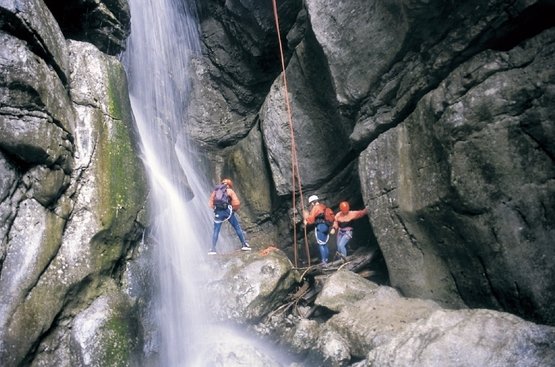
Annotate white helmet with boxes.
[308,195,319,204]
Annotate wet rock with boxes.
[205,248,298,323]
[0,35,146,365]
[316,326,351,367]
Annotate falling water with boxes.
[123,0,214,365]
[123,0,290,366]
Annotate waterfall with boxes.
[123,0,213,365]
[122,0,290,366]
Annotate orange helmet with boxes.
[221,178,233,188]
[339,201,350,214]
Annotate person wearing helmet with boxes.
[207,178,251,254]
[333,201,368,258]
[303,195,332,265]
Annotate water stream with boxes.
[123,0,288,365]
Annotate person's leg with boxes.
[319,244,329,263]
[211,221,223,252]
[318,244,327,263]
[336,231,346,257]
[228,213,247,246]
[337,230,352,257]
[315,223,330,244]
[315,224,330,263]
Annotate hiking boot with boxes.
[241,243,251,251]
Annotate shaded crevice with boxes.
[42,1,96,40]
[520,123,555,163]
[486,0,555,51]
[476,255,503,309]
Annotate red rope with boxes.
[271,0,310,267]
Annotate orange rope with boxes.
[271,0,310,267]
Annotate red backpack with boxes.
[324,207,335,225]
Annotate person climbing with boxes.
[208,178,251,254]
[303,195,335,265]
[333,201,368,258]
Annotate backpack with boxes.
[324,207,335,225]
[315,205,335,226]
[213,183,229,208]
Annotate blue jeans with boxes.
[315,223,330,263]
[318,244,329,264]
[211,208,246,250]
[337,228,353,257]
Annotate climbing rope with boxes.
[271,0,310,267]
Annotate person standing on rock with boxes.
[333,201,368,258]
[208,178,251,254]
[303,195,335,265]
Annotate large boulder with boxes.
[205,248,298,323]
[360,28,555,323]
[366,309,555,367]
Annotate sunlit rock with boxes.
[205,248,298,323]
[315,270,379,313]
[70,290,139,367]
[327,286,441,358]
[365,309,555,367]
[0,0,70,79]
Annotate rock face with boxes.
[42,0,131,55]
[191,0,555,327]
[0,1,146,366]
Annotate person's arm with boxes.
[332,212,340,231]
[228,189,241,210]
[349,208,368,221]
[330,213,339,234]
[208,191,215,209]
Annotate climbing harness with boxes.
[214,205,233,223]
[271,0,310,267]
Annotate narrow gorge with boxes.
[0,0,554,366]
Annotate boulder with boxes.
[205,248,298,323]
[366,309,555,367]
[327,286,441,358]
[315,270,379,313]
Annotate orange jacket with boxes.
[333,208,368,230]
[304,203,327,225]
[208,187,241,211]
